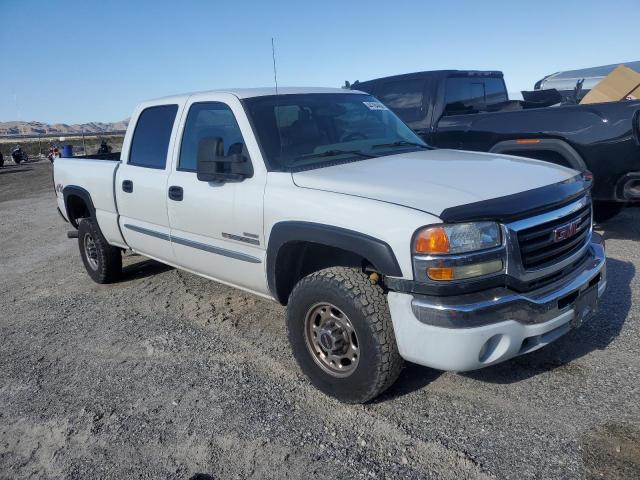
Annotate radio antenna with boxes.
[271,37,279,95]
[271,37,284,159]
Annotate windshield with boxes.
[243,93,429,171]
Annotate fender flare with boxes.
[62,185,96,227]
[266,221,402,303]
[489,139,587,171]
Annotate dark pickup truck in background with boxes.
[351,70,640,221]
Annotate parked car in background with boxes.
[351,70,640,222]
[53,87,606,403]
[535,61,640,102]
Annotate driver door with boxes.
[166,93,268,295]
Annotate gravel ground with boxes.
[1,161,639,479]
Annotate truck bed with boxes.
[54,156,126,248]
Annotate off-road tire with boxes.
[593,201,624,223]
[287,267,403,403]
[78,217,122,283]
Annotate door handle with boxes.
[168,185,183,201]
[122,180,133,193]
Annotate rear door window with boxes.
[444,77,507,115]
[377,79,425,123]
[128,104,178,169]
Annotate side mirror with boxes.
[196,137,253,182]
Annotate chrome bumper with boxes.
[410,233,606,329]
[387,234,606,371]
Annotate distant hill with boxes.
[0,120,129,136]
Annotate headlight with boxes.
[412,222,505,282]
[413,222,501,255]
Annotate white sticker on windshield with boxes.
[363,101,388,111]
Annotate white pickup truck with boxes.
[54,87,606,403]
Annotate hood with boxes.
[292,149,579,218]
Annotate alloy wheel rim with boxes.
[304,302,360,378]
[84,233,99,271]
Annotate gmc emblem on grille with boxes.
[553,218,583,242]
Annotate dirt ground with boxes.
[1,161,639,479]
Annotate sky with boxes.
[1,0,639,124]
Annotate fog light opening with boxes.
[478,334,510,364]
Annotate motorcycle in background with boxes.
[11,145,29,165]
[48,144,61,163]
[97,140,112,155]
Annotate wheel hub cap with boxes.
[304,303,360,378]
[84,233,99,271]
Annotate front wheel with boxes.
[78,218,122,283]
[287,267,403,403]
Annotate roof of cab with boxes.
[146,87,366,104]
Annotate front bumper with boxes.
[387,234,606,371]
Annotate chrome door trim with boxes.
[124,223,171,241]
[123,224,261,264]
[171,235,261,264]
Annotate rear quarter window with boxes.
[377,79,425,123]
[444,77,508,115]
[128,104,178,169]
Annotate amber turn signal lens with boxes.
[427,260,504,282]
[427,267,454,280]
[414,227,450,254]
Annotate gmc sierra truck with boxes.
[54,87,606,403]
[350,70,640,222]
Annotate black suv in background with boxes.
[351,70,640,221]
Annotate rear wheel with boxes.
[287,267,403,403]
[78,218,122,283]
[593,201,624,223]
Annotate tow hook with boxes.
[67,230,79,239]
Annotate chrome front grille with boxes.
[517,201,592,270]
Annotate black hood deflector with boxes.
[439,173,592,223]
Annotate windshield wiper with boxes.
[298,149,379,160]
[372,140,430,149]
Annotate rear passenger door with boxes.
[115,103,182,262]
